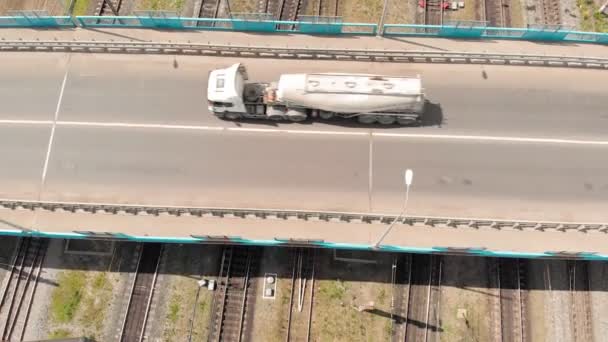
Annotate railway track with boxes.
[497,259,526,342]
[197,0,222,27]
[404,254,442,341]
[317,0,339,16]
[119,243,163,342]
[424,0,443,25]
[426,256,442,342]
[569,260,593,342]
[484,0,511,27]
[208,246,260,342]
[541,0,561,25]
[0,238,47,342]
[285,248,315,342]
[390,254,411,342]
[97,0,122,16]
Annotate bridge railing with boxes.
[74,16,377,35]
[0,12,606,44]
[383,23,608,44]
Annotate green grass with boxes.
[577,0,608,32]
[140,0,186,11]
[319,279,347,301]
[49,328,72,339]
[79,272,113,338]
[377,288,386,305]
[167,293,181,324]
[51,271,86,323]
[66,0,91,16]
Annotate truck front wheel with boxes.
[223,112,241,120]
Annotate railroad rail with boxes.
[404,254,432,341]
[208,246,260,342]
[484,0,511,27]
[487,258,502,342]
[2,199,608,236]
[541,0,561,25]
[426,256,442,342]
[197,0,222,27]
[390,254,411,341]
[0,238,47,342]
[497,259,526,342]
[285,248,315,342]
[119,243,163,342]
[317,0,339,16]
[96,0,122,16]
[0,40,606,70]
[424,0,443,25]
[568,260,593,342]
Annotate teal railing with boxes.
[0,13,607,44]
[1,228,607,260]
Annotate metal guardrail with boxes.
[1,199,607,234]
[1,40,607,69]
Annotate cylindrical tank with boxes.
[276,73,425,114]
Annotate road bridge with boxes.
[0,38,607,252]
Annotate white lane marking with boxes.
[58,121,224,131]
[0,119,53,125]
[3,118,608,146]
[40,61,70,189]
[374,132,608,146]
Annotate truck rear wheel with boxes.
[358,115,376,124]
[286,109,307,122]
[377,116,396,125]
[319,111,334,120]
[396,117,417,125]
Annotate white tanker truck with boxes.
[207,63,425,125]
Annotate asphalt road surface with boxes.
[1,52,607,222]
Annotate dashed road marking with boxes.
[41,59,70,189]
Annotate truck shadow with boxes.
[224,101,443,129]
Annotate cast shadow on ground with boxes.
[220,100,444,129]
[1,240,604,293]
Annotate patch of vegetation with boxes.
[66,0,91,16]
[140,0,186,11]
[319,279,347,301]
[168,302,180,323]
[51,271,86,323]
[49,328,72,339]
[577,0,608,32]
[198,298,207,312]
[80,272,113,338]
[167,293,181,324]
[377,288,386,305]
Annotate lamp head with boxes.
[404,169,413,186]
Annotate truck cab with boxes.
[207,63,248,115]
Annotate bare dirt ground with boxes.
[589,261,608,342]
[149,244,221,342]
[544,259,574,342]
[439,255,493,342]
[310,250,394,342]
[523,259,548,341]
[249,247,294,341]
[24,239,133,341]
[0,0,66,15]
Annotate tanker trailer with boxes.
[207,63,425,125]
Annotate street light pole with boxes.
[372,169,413,249]
[377,0,390,37]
